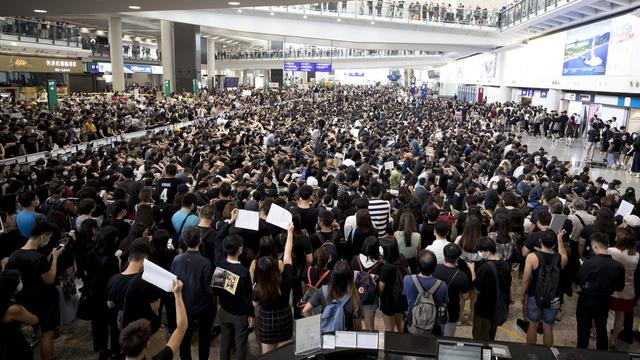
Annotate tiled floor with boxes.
[49,135,640,360]
[520,134,640,190]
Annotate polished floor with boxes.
[48,135,640,359]
[520,134,640,190]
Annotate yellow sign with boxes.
[0,55,83,73]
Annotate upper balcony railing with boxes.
[499,0,580,30]
[83,43,161,62]
[0,17,81,47]
[251,1,501,28]
[216,48,442,60]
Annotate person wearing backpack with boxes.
[350,236,383,330]
[521,229,568,346]
[467,237,511,341]
[302,260,362,333]
[404,250,449,336]
[378,237,409,332]
[310,211,339,269]
[297,248,332,316]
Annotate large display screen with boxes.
[283,62,332,72]
[562,19,611,76]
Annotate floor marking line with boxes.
[463,307,526,343]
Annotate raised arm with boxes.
[165,280,187,355]
[283,222,294,265]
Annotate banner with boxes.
[47,80,57,111]
[562,19,611,76]
[164,80,171,97]
[606,15,637,76]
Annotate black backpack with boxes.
[534,252,561,309]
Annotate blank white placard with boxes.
[266,204,292,230]
[142,259,177,292]
[335,331,357,348]
[322,335,336,349]
[356,332,378,350]
[236,210,259,231]
[617,200,634,217]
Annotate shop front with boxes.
[0,54,84,99]
[93,62,163,88]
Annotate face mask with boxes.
[491,184,498,190]
[63,171,68,177]
[31,175,37,181]
[379,246,384,257]
[477,251,489,259]
[16,282,23,293]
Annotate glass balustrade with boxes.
[215,49,442,60]
[498,0,578,29]
[252,1,500,28]
[0,17,81,46]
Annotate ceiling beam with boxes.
[606,0,629,6]
[588,2,613,11]
[573,7,598,16]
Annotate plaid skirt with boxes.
[258,306,293,344]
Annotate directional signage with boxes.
[283,62,332,72]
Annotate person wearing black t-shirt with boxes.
[7,222,62,360]
[18,126,39,155]
[295,185,319,237]
[575,232,625,350]
[433,243,469,337]
[467,237,511,341]
[118,279,187,360]
[107,240,162,355]
[154,164,185,207]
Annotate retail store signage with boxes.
[345,72,365,77]
[578,94,593,102]
[563,92,577,101]
[283,62,332,72]
[0,55,83,73]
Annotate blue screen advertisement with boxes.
[283,62,332,72]
[562,19,611,76]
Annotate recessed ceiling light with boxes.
[370,21,375,24]
[228,1,240,5]
[237,9,242,13]
[10,42,17,46]
[33,9,47,13]
[128,5,141,9]
[270,12,274,15]
[337,18,341,21]
[303,15,308,19]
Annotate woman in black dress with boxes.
[253,222,294,354]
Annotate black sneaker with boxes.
[516,319,529,333]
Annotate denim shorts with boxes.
[527,296,557,325]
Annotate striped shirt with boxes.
[368,199,391,237]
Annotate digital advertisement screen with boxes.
[562,19,611,76]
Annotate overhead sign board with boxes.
[283,62,332,72]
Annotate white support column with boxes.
[206,38,216,89]
[160,20,175,93]
[108,17,125,92]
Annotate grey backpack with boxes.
[406,275,442,336]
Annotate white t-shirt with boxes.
[427,239,450,265]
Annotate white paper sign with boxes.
[295,315,321,355]
[350,128,359,138]
[616,200,634,217]
[384,161,394,170]
[335,331,357,348]
[549,214,567,233]
[142,259,177,292]
[322,335,336,349]
[356,332,379,350]
[235,209,260,231]
[343,159,356,167]
[266,204,292,230]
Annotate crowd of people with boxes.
[215,47,438,60]
[485,105,640,175]
[0,85,639,360]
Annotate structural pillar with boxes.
[108,17,125,93]
[206,38,216,89]
[160,20,175,94]
[172,22,201,93]
[269,40,284,87]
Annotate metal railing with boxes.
[83,42,161,61]
[216,48,441,60]
[498,0,579,29]
[252,1,501,28]
[0,17,81,47]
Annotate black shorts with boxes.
[33,303,61,332]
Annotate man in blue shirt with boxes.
[16,191,44,239]
[171,193,200,249]
[404,250,449,334]
[171,227,214,360]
